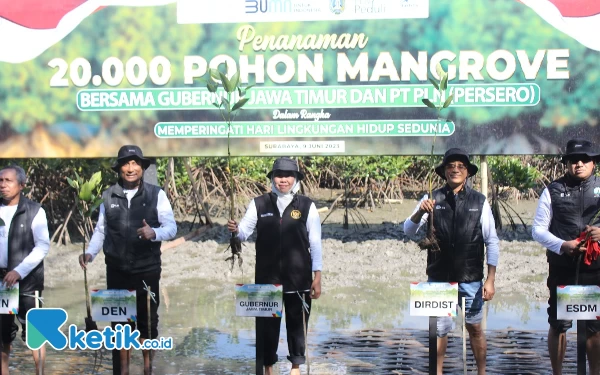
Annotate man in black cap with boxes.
[532,138,600,375]
[79,145,177,375]
[227,157,322,375]
[404,148,499,375]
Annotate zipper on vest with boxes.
[579,186,584,231]
[125,193,131,270]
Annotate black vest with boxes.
[427,186,486,282]
[254,193,313,292]
[547,174,600,270]
[7,196,44,293]
[102,182,162,274]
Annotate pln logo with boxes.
[594,187,600,198]
[330,0,345,15]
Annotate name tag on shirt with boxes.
[260,213,274,218]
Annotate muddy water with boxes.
[6,278,550,374]
[28,198,562,373]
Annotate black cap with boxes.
[266,157,304,180]
[561,138,600,163]
[435,148,478,180]
[111,145,151,172]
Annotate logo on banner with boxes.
[330,0,344,14]
[245,0,294,14]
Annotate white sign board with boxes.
[557,285,600,320]
[91,289,137,322]
[235,284,283,317]
[0,282,19,314]
[410,282,458,317]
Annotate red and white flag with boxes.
[0,0,175,64]
[520,0,600,51]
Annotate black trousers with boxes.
[261,291,311,366]
[547,265,600,333]
[0,291,40,344]
[106,267,160,339]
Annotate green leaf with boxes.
[79,182,93,201]
[230,71,240,91]
[443,94,454,108]
[220,72,233,93]
[222,98,231,113]
[422,98,436,109]
[212,102,221,108]
[428,78,439,91]
[440,73,448,91]
[209,68,221,81]
[207,82,218,93]
[232,98,249,111]
[435,63,445,80]
[66,177,78,189]
[89,171,102,188]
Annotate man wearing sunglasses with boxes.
[532,138,600,375]
[404,148,499,375]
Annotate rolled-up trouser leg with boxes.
[261,316,282,366]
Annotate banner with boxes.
[0,0,598,156]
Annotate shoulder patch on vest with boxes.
[290,210,301,219]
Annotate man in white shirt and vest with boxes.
[404,148,499,375]
[0,164,50,375]
[79,145,177,375]
[532,138,600,375]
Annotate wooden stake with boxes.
[480,155,488,199]
[462,296,467,375]
[35,291,44,375]
[429,316,437,375]
[147,286,152,375]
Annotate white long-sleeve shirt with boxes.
[0,204,50,279]
[86,189,177,261]
[237,198,323,272]
[531,188,565,254]
[403,194,500,267]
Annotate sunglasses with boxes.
[566,156,593,164]
[445,163,467,171]
[273,171,296,178]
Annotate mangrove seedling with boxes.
[419,63,454,252]
[67,171,104,332]
[206,68,253,270]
